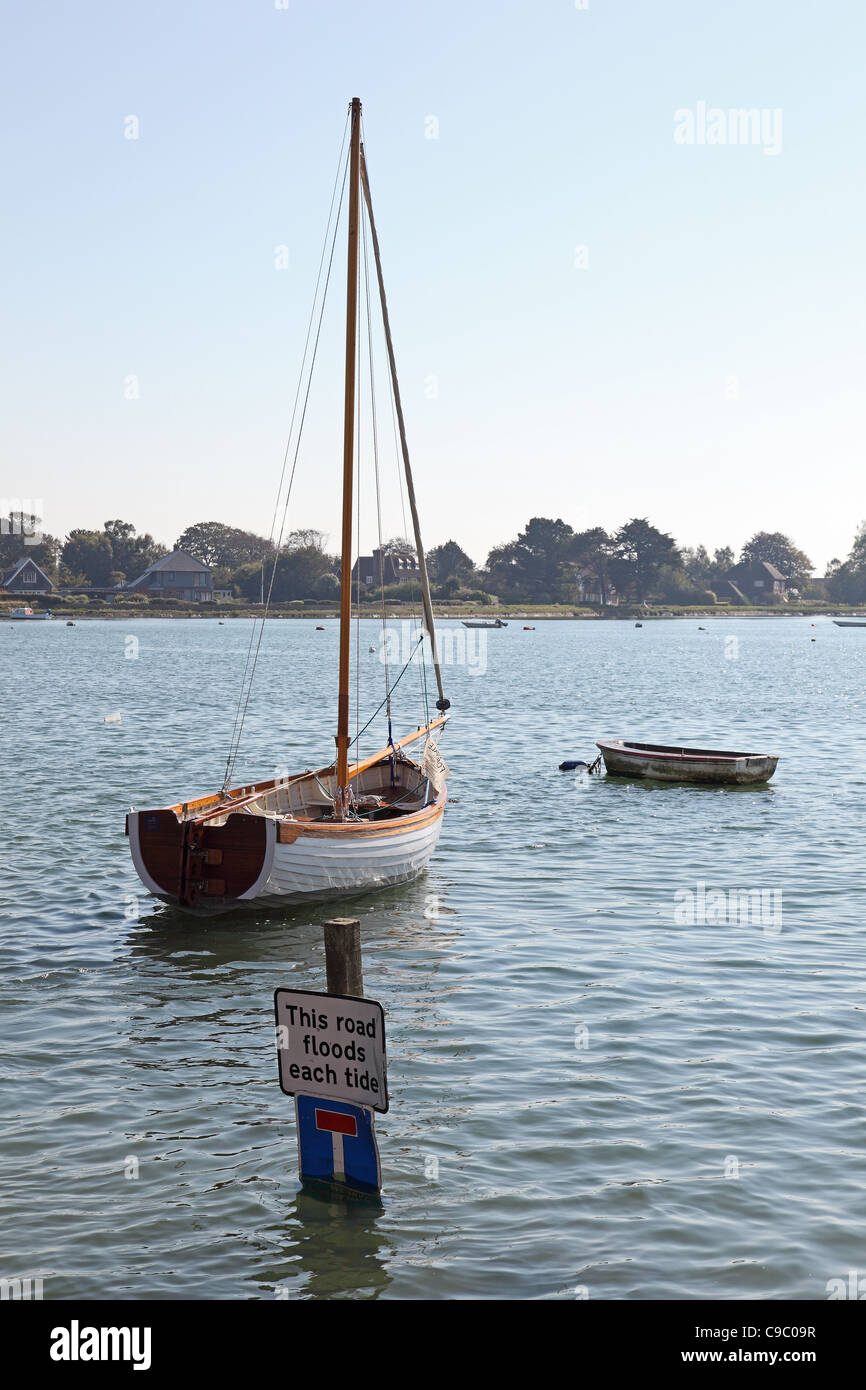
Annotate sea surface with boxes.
[1,614,864,1300]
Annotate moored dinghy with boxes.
[596,740,779,785]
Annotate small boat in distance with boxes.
[462,617,507,628]
[833,618,866,627]
[7,606,52,621]
[596,740,779,785]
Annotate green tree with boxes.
[0,510,61,576]
[484,517,575,601]
[234,539,334,602]
[381,536,416,555]
[740,532,812,587]
[570,527,614,604]
[103,519,162,581]
[610,518,679,600]
[61,530,115,586]
[176,521,273,568]
[682,545,713,586]
[312,572,341,599]
[827,523,866,603]
[428,540,475,586]
[653,563,711,604]
[285,528,327,553]
[484,541,522,597]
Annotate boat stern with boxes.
[127,808,276,908]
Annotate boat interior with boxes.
[181,756,433,828]
[616,742,762,759]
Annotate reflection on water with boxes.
[255,1191,392,1300]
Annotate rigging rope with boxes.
[346,633,425,751]
[376,274,430,725]
[222,112,445,800]
[360,193,393,743]
[220,115,350,794]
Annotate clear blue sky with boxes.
[2,0,864,572]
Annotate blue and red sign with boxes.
[295,1094,381,1197]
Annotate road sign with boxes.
[274,988,388,1113]
[295,1095,381,1197]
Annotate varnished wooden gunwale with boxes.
[276,785,445,842]
[167,717,449,825]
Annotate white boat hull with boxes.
[259,807,444,904]
[127,748,447,911]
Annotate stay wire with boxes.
[221,115,350,792]
[360,193,392,740]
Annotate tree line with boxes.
[3,510,866,605]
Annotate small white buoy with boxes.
[103,711,122,724]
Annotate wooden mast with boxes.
[359,146,449,714]
[335,97,362,816]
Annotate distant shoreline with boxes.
[3,605,861,622]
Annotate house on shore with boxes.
[352,550,419,588]
[719,560,788,604]
[1,556,56,595]
[126,550,213,602]
[576,570,617,605]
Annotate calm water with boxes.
[1,615,864,1300]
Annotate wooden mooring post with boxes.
[324,917,364,997]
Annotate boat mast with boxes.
[360,146,449,715]
[335,96,362,816]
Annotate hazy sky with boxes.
[3,0,864,572]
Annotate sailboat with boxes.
[126,99,451,909]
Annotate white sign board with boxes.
[274,988,388,1113]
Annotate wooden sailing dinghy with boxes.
[127,99,452,909]
[596,740,778,785]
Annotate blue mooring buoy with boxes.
[559,760,590,772]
